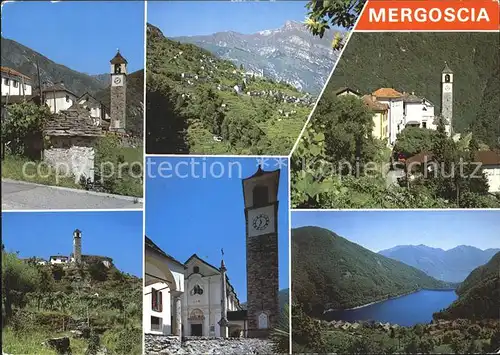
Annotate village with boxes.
[332,63,500,195]
[1,49,144,209]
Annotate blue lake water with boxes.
[325,290,458,326]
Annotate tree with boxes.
[489,329,500,352]
[450,336,467,354]
[394,127,437,158]
[291,304,326,353]
[270,303,290,353]
[1,101,50,157]
[305,0,366,49]
[88,262,108,282]
[1,250,38,321]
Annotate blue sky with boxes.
[2,211,143,277]
[145,156,289,302]
[292,210,500,252]
[1,1,144,74]
[148,1,329,37]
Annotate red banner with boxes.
[356,0,500,31]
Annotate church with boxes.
[144,166,281,342]
[335,62,454,146]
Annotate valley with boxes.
[146,23,320,155]
[291,211,500,354]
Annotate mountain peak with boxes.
[283,20,305,30]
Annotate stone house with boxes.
[42,82,78,114]
[43,105,103,183]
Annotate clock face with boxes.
[443,85,451,92]
[252,214,270,231]
[112,75,124,87]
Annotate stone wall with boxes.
[246,233,280,338]
[44,136,97,182]
[145,334,273,355]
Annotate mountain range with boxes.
[379,244,500,283]
[1,37,107,96]
[291,226,453,317]
[174,20,339,95]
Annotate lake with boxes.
[324,290,458,326]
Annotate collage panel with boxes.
[143,156,290,354]
[291,31,500,209]
[291,210,500,354]
[144,1,344,156]
[1,210,143,354]
[1,1,144,210]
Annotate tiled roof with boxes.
[110,51,128,65]
[145,236,186,268]
[0,66,31,81]
[334,87,361,96]
[372,88,404,98]
[243,166,280,181]
[403,92,423,103]
[476,150,500,166]
[361,95,389,111]
[1,95,40,105]
[42,82,77,97]
[44,106,103,137]
[442,62,453,74]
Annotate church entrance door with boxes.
[191,324,202,336]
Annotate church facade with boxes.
[143,166,281,341]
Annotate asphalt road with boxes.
[2,179,143,210]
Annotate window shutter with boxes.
[152,288,156,311]
[159,291,163,312]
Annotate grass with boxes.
[2,327,88,355]
[1,154,81,189]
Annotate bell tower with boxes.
[441,62,453,137]
[73,229,82,264]
[110,49,127,133]
[242,166,280,337]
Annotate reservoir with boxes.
[324,290,458,326]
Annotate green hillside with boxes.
[146,23,314,155]
[326,32,499,139]
[435,252,500,321]
[2,249,142,354]
[291,226,451,316]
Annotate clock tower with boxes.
[441,62,453,136]
[110,50,127,133]
[242,166,280,337]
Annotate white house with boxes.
[144,237,247,339]
[42,82,78,114]
[372,88,405,145]
[1,66,33,97]
[403,92,436,130]
[50,255,70,264]
[144,237,186,336]
[477,150,500,194]
[77,92,110,126]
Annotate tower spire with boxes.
[218,248,229,338]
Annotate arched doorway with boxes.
[188,308,205,336]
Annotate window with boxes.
[192,285,203,295]
[114,64,121,74]
[4,78,9,85]
[65,95,70,102]
[422,107,427,111]
[445,74,450,83]
[193,266,199,274]
[422,122,427,129]
[12,80,18,88]
[151,316,162,331]
[151,288,163,312]
[253,185,268,207]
